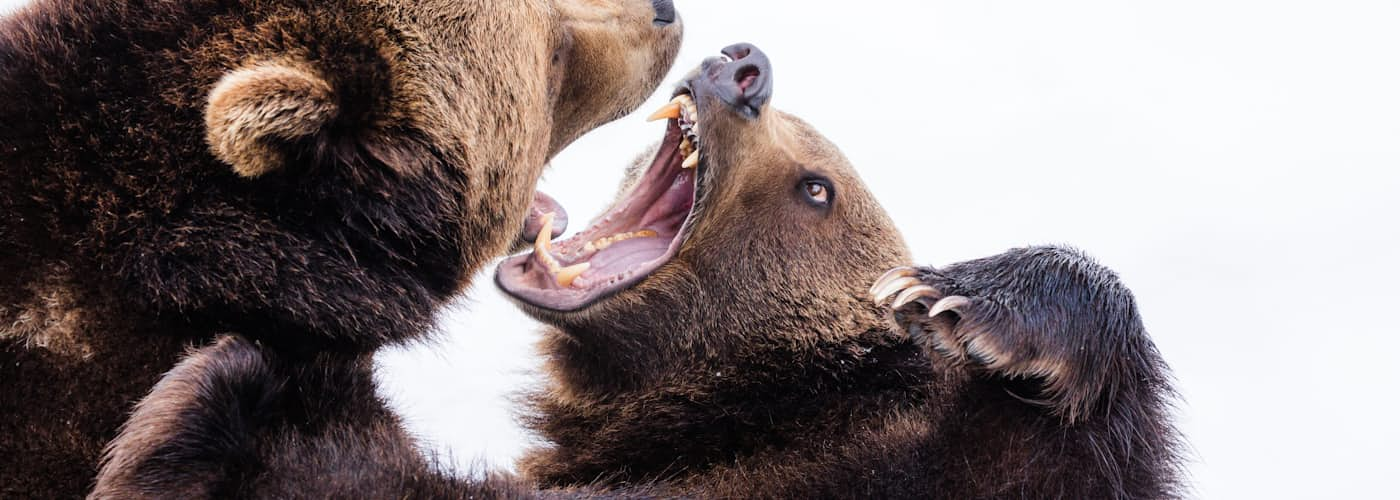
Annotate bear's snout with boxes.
[692,43,774,119]
[651,0,677,26]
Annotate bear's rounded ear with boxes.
[205,63,338,178]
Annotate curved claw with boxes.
[891,285,938,309]
[869,267,918,299]
[928,296,972,318]
[872,277,921,304]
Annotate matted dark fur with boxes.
[0,0,681,496]
[91,54,1183,498]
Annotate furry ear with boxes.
[91,335,284,499]
[205,63,338,178]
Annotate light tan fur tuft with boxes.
[205,63,337,178]
[0,270,91,360]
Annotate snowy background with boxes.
[5,1,1399,498]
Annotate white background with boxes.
[5,1,1399,498]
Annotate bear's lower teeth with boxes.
[535,214,663,288]
[555,262,589,288]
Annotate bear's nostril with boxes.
[651,0,676,26]
[735,66,760,94]
[720,43,757,64]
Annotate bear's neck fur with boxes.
[523,323,938,486]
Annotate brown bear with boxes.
[500,44,1185,498]
[0,0,681,496]
[91,45,1184,498]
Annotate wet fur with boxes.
[0,0,679,496]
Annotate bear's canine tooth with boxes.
[648,102,680,122]
[648,95,688,122]
[556,262,590,287]
[682,150,699,169]
[535,212,555,254]
[535,212,563,272]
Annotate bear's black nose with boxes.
[652,0,676,26]
[693,43,773,119]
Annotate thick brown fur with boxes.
[0,0,681,496]
[89,53,1183,498]
[514,54,1186,498]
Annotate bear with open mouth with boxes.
[504,44,1185,498]
[95,45,1184,498]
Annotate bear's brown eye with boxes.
[801,179,832,207]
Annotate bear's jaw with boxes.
[495,93,704,312]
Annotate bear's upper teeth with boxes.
[647,95,702,169]
[679,137,694,157]
[679,96,697,124]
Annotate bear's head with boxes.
[205,0,683,259]
[209,0,683,174]
[497,44,912,393]
[544,0,686,155]
[0,0,686,348]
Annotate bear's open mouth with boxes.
[496,91,704,312]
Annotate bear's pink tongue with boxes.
[522,191,568,243]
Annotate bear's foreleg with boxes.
[871,246,1183,498]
